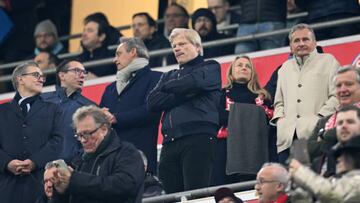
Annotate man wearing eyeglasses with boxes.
[43,105,145,203]
[164,3,189,36]
[0,62,63,203]
[255,163,290,203]
[42,59,95,164]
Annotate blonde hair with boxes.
[169,28,203,56]
[225,55,271,101]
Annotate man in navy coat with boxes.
[0,62,63,203]
[100,37,161,174]
[42,59,95,163]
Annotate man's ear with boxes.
[276,183,285,193]
[130,48,137,57]
[99,33,106,43]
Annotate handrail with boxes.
[142,180,256,203]
[1,16,359,83]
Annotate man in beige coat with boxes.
[271,23,340,164]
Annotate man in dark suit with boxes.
[0,62,63,203]
[100,37,161,175]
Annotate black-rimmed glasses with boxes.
[66,68,88,76]
[21,72,46,82]
[74,124,102,141]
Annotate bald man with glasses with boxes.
[0,62,63,203]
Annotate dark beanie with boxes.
[214,187,243,203]
[191,8,217,29]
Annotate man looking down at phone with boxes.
[0,62,63,203]
[44,105,145,203]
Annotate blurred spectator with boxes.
[78,12,119,78]
[34,51,60,85]
[295,0,360,41]
[138,150,164,198]
[131,12,175,67]
[0,62,63,203]
[41,60,95,163]
[191,8,234,59]
[212,55,272,185]
[164,3,189,36]
[255,163,290,203]
[34,51,60,71]
[147,28,221,193]
[214,187,243,203]
[308,67,360,176]
[289,135,360,202]
[100,37,161,175]
[43,105,145,203]
[33,19,65,57]
[310,105,360,177]
[234,0,287,54]
[207,0,241,37]
[271,23,340,164]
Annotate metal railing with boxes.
[1,16,359,83]
[142,180,256,203]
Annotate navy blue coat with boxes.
[100,66,162,174]
[42,86,96,163]
[0,96,63,203]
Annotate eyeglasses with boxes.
[74,125,102,141]
[65,68,88,76]
[21,72,46,82]
[165,13,185,19]
[255,179,279,186]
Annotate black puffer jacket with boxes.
[51,129,145,203]
[147,55,222,143]
[239,0,287,23]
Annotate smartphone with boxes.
[45,159,68,170]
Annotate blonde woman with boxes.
[212,55,274,185]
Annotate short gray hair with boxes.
[72,105,110,129]
[11,62,39,91]
[288,23,316,42]
[261,162,289,188]
[169,28,203,56]
[120,37,149,59]
[334,66,360,84]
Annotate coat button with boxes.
[298,84,302,87]
[23,136,27,139]
[297,99,301,103]
[297,115,300,118]
[22,124,27,128]
[164,134,167,137]
[171,138,174,141]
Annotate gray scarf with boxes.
[116,58,149,94]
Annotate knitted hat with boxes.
[34,20,58,40]
[214,187,243,203]
[191,8,217,30]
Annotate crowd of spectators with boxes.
[0,1,359,203]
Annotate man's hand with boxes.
[54,166,73,194]
[19,159,35,174]
[101,107,117,124]
[7,159,24,175]
[289,159,302,176]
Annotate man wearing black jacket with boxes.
[43,105,145,203]
[147,28,222,193]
